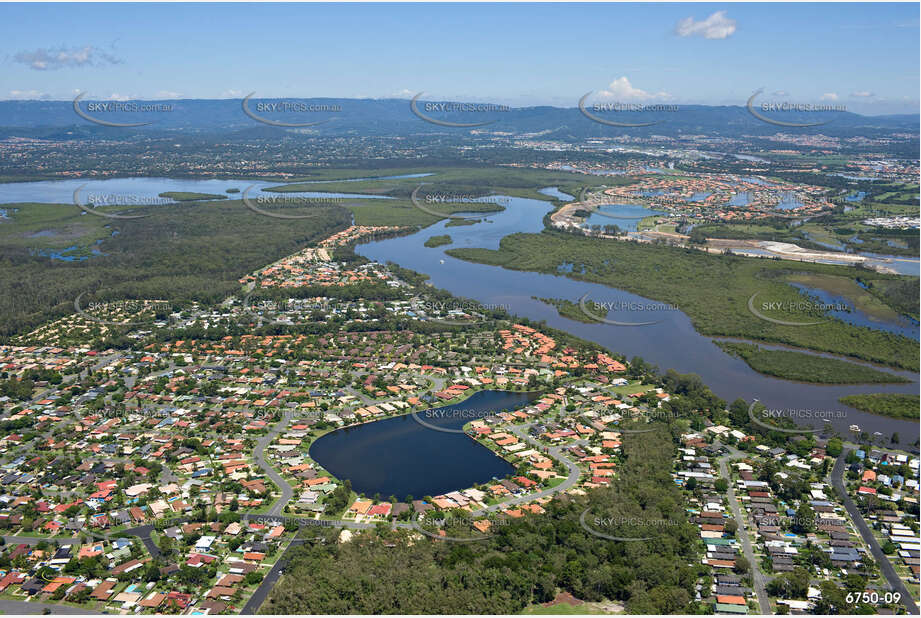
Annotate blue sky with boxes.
[1,2,918,114]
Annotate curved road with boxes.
[253,410,296,516]
[472,423,584,516]
[831,448,919,614]
[253,372,448,517]
[240,420,585,613]
[101,415,583,614]
[11,411,586,615]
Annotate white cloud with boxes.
[772,90,789,96]
[393,89,414,98]
[598,77,671,102]
[155,90,182,99]
[13,45,121,71]
[851,91,874,98]
[220,89,243,98]
[7,89,47,100]
[675,11,736,40]
[820,93,839,101]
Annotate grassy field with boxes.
[265,166,632,204]
[839,394,920,420]
[862,278,919,320]
[158,191,227,201]
[716,342,909,384]
[0,202,114,253]
[521,601,617,614]
[606,382,657,397]
[445,217,481,227]
[785,273,912,323]
[635,215,661,231]
[446,231,917,370]
[533,296,598,323]
[424,234,452,248]
[344,198,502,227]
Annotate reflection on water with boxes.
[309,390,538,499]
[790,283,919,340]
[846,191,866,202]
[584,204,665,232]
[776,191,804,210]
[538,187,573,201]
[0,177,395,205]
[687,192,711,202]
[859,252,921,277]
[727,192,752,206]
[358,189,918,444]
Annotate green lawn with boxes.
[424,234,453,248]
[607,382,656,397]
[533,296,598,323]
[521,602,612,614]
[158,191,227,201]
[263,166,620,204]
[839,393,920,420]
[344,198,500,227]
[716,342,908,384]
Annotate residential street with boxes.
[831,448,919,614]
[253,410,296,516]
[473,423,584,515]
[117,523,166,558]
[239,538,305,614]
[0,599,101,614]
[237,419,584,612]
[2,535,81,546]
[717,444,770,614]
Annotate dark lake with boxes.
[309,390,541,500]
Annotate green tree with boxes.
[793,503,815,534]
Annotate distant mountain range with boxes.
[0,97,916,140]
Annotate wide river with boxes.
[0,175,432,205]
[357,190,919,448]
[3,177,917,447]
